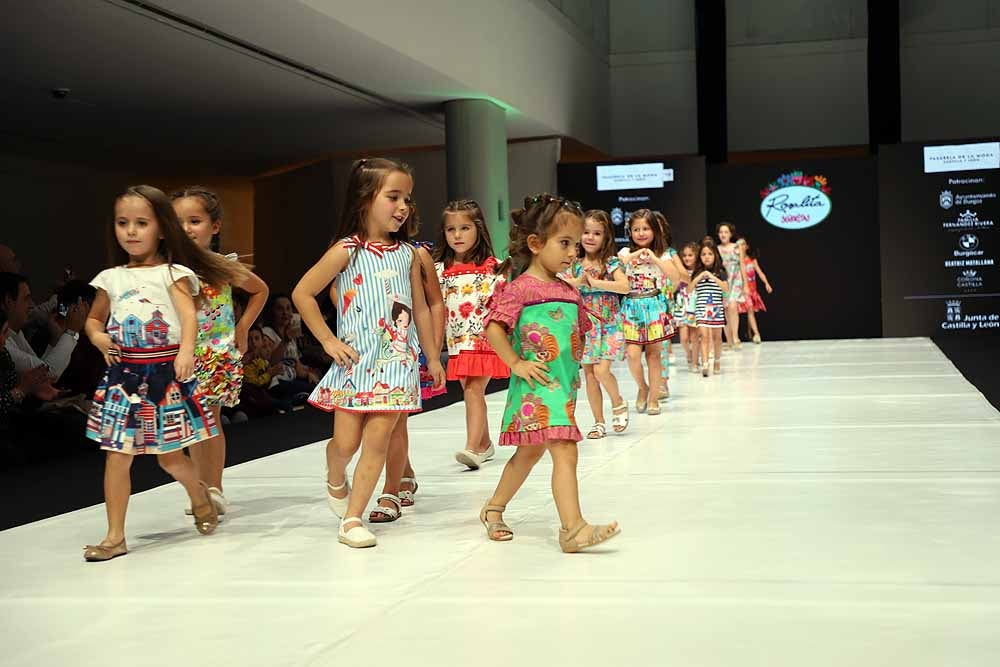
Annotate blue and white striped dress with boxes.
[308,236,421,413]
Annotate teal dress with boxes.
[485,274,592,445]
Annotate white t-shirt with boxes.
[90,264,200,349]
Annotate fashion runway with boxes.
[2,338,999,666]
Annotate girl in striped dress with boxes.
[292,158,444,548]
[692,239,729,377]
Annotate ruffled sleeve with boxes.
[166,263,200,297]
[89,268,115,298]
[483,277,524,331]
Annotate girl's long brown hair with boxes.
[693,238,727,279]
[626,209,666,256]
[580,209,617,265]
[433,199,496,268]
[333,157,414,245]
[111,185,249,291]
[653,210,673,249]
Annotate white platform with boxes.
[3,338,1000,666]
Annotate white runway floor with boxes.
[3,338,1000,666]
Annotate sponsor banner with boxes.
[759,171,832,230]
[596,163,674,191]
[941,299,1000,331]
[923,142,1000,173]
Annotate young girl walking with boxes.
[674,242,700,372]
[481,194,620,553]
[434,199,510,469]
[716,222,747,350]
[566,209,629,439]
[617,210,684,416]
[171,187,269,516]
[292,158,444,548]
[693,239,729,376]
[738,238,773,344]
[82,185,249,561]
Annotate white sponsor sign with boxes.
[923,142,1000,173]
[760,185,832,230]
[596,163,674,191]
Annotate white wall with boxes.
[608,0,698,157]
[726,0,869,151]
[901,0,1000,142]
[153,0,611,151]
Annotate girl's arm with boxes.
[713,273,730,292]
[84,289,119,365]
[169,279,198,381]
[754,260,773,293]
[738,242,749,287]
[416,246,445,355]
[234,271,269,355]
[291,242,358,367]
[485,321,550,389]
[587,266,630,294]
[410,257,444,387]
[649,253,684,286]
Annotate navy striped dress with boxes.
[694,272,727,328]
[309,237,421,413]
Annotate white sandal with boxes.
[399,477,418,507]
[327,479,350,518]
[368,494,402,523]
[611,401,629,434]
[586,423,606,439]
[338,517,376,548]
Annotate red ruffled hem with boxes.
[446,351,510,381]
[499,425,582,445]
[421,385,448,400]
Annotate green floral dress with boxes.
[484,274,592,445]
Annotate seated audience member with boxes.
[1,309,59,426]
[261,294,319,402]
[1,272,85,381]
[53,281,104,399]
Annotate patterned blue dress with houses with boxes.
[85,264,218,454]
[309,237,421,413]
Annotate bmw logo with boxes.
[959,233,979,250]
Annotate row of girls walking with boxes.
[81,158,624,561]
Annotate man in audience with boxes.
[1,272,85,381]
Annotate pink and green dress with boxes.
[484,274,592,445]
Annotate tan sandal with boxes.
[83,539,127,562]
[480,503,513,541]
[647,399,661,416]
[368,494,402,523]
[559,521,621,553]
[191,481,219,535]
[586,423,606,439]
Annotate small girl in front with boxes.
[171,186,269,517]
[292,158,444,548]
[566,209,629,439]
[481,194,620,553]
[693,239,729,376]
[82,185,249,561]
[434,199,509,469]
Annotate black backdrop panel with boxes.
[707,157,881,341]
[879,140,1000,337]
[557,156,707,249]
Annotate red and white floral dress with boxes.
[436,257,510,381]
